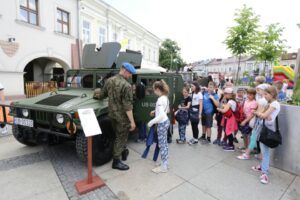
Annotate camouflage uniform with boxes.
[98,74,133,159]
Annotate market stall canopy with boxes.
[141,64,167,72]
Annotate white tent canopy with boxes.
[141,64,167,72]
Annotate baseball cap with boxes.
[256,83,269,91]
[122,62,136,74]
[224,87,233,94]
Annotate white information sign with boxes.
[78,108,102,137]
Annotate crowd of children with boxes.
[143,76,281,184]
[173,76,281,184]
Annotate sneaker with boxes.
[176,139,186,144]
[260,174,269,184]
[219,140,227,146]
[1,126,8,134]
[188,138,198,145]
[201,139,211,144]
[223,145,235,151]
[254,154,262,160]
[237,153,250,160]
[199,135,206,141]
[136,139,146,143]
[233,137,239,143]
[251,165,262,172]
[152,166,168,173]
[213,139,221,145]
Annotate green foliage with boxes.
[243,70,249,77]
[297,23,300,29]
[224,5,260,81]
[255,23,288,74]
[292,75,300,105]
[159,39,185,70]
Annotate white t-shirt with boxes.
[228,100,237,112]
[265,101,280,132]
[257,97,268,110]
[149,95,169,125]
[191,92,203,106]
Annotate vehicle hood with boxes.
[13,89,107,112]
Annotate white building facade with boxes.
[0,0,78,97]
[79,0,161,68]
[0,0,161,97]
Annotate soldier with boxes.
[95,62,136,170]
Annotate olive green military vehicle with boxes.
[2,42,185,165]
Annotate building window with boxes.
[153,50,156,62]
[148,48,151,60]
[128,39,131,49]
[113,33,118,42]
[82,20,90,43]
[98,27,106,46]
[19,0,38,25]
[56,8,69,34]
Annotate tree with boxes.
[255,23,288,76]
[159,39,185,70]
[224,5,260,82]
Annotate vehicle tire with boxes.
[12,125,37,146]
[76,115,114,166]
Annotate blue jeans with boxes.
[138,122,147,140]
[178,123,187,141]
[157,119,170,169]
[260,142,270,175]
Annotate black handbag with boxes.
[259,117,282,148]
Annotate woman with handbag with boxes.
[188,82,203,145]
[175,87,191,144]
[252,86,280,184]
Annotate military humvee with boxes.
[1,42,184,165]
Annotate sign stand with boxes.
[75,109,106,195]
[75,137,105,195]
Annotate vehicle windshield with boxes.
[66,70,117,89]
[66,71,95,89]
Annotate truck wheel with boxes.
[12,125,37,146]
[76,116,114,166]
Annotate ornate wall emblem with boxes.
[0,40,19,57]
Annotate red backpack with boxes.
[234,101,245,123]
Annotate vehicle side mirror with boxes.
[136,83,145,99]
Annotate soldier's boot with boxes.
[121,148,129,161]
[112,159,129,170]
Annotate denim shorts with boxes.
[201,113,213,128]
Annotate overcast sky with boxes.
[105,0,300,63]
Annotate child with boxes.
[237,85,268,160]
[200,81,219,144]
[234,88,247,143]
[217,87,238,151]
[176,87,191,144]
[147,80,170,173]
[252,86,280,184]
[238,88,257,150]
[274,81,286,102]
[188,82,203,145]
[213,89,226,145]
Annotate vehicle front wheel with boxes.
[76,116,114,166]
[12,125,37,146]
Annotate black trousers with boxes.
[191,121,199,139]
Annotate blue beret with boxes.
[122,62,136,74]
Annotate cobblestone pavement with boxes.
[45,142,118,200]
[0,131,118,200]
